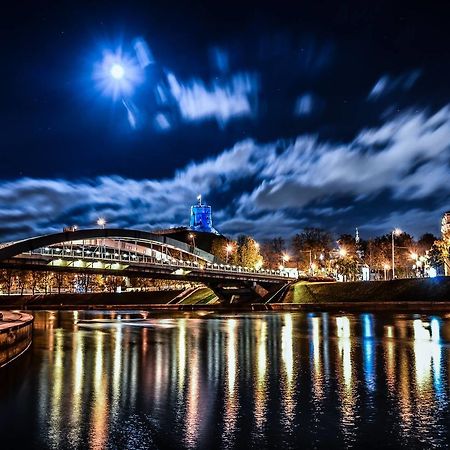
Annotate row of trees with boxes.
[209,227,449,280]
[0,270,191,295]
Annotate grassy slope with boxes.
[179,287,219,305]
[284,277,450,303]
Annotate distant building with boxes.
[189,195,219,234]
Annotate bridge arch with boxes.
[0,228,216,263]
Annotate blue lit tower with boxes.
[189,195,219,234]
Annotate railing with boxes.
[24,246,294,280]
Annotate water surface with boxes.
[0,310,449,449]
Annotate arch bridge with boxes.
[0,228,295,303]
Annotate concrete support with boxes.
[207,280,286,304]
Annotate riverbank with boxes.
[0,311,33,367]
[0,277,449,312]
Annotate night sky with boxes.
[1,1,450,241]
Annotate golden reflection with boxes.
[310,316,324,403]
[184,330,200,449]
[336,316,356,440]
[413,319,432,388]
[254,320,268,431]
[281,313,295,426]
[178,319,187,392]
[412,317,442,431]
[398,345,413,436]
[111,325,123,419]
[223,319,238,446]
[153,331,163,408]
[282,314,294,383]
[90,330,109,449]
[68,329,84,446]
[385,325,394,339]
[130,327,138,407]
[384,332,396,395]
[336,317,351,388]
[48,328,64,449]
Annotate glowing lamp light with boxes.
[393,228,402,236]
[339,248,347,257]
[282,253,290,262]
[97,217,106,228]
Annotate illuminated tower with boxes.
[189,195,219,234]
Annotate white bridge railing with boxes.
[24,245,295,280]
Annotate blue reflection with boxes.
[362,314,376,392]
[430,317,443,393]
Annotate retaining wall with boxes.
[0,312,33,367]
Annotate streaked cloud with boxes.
[165,71,259,126]
[294,93,314,116]
[368,69,422,100]
[0,106,448,241]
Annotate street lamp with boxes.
[97,217,106,229]
[383,263,390,281]
[391,228,402,279]
[189,233,196,248]
[339,248,347,257]
[225,243,233,264]
[281,253,289,268]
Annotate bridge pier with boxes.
[207,280,287,305]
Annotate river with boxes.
[0,310,449,449]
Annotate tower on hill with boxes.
[189,195,219,234]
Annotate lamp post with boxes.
[97,217,106,229]
[281,253,289,269]
[391,228,402,280]
[225,243,233,264]
[383,264,390,281]
[189,233,196,249]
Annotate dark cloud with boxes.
[0,105,448,241]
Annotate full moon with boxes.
[110,63,125,80]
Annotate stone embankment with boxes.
[277,276,450,311]
[0,311,33,367]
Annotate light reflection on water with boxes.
[1,311,450,448]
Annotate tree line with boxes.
[0,270,192,295]
[209,227,450,280]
